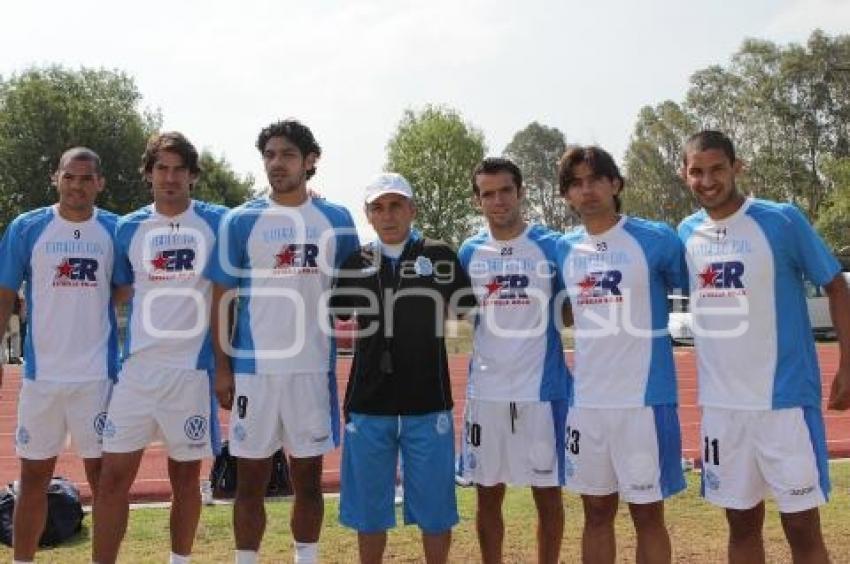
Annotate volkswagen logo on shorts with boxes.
[93,412,108,436]
[184,415,208,441]
[15,426,30,446]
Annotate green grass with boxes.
[9,461,850,562]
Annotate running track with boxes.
[1,345,847,503]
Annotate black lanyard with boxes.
[373,247,406,375]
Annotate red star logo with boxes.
[698,265,719,288]
[55,259,74,278]
[276,246,296,268]
[577,275,597,295]
[484,279,503,297]
[150,253,169,270]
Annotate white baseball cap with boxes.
[364,172,414,204]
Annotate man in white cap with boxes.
[330,173,475,564]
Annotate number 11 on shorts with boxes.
[703,436,719,466]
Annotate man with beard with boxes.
[207,119,359,564]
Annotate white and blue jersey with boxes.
[678,198,841,410]
[205,196,360,375]
[458,224,571,402]
[0,205,119,382]
[558,216,686,408]
[113,200,227,370]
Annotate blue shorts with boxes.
[339,411,458,534]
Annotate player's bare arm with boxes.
[825,272,850,410]
[561,300,574,328]
[0,287,16,388]
[112,284,133,306]
[210,282,235,410]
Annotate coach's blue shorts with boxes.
[339,411,458,534]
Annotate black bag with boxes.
[267,448,293,497]
[0,487,13,547]
[0,477,84,547]
[210,441,292,499]
[210,441,238,498]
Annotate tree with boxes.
[0,66,161,230]
[503,122,577,231]
[682,31,850,218]
[815,157,850,251]
[0,66,255,230]
[193,152,254,208]
[623,101,698,224]
[385,105,486,247]
[626,31,850,224]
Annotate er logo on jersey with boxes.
[274,243,319,274]
[576,270,623,305]
[54,257,99,287]
[482,274,530,305]
[149,248,197,281]
[151,249,195,271]
[698,261,746,297]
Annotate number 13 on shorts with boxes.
[566,426,580,455]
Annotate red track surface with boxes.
[1,345,847,503]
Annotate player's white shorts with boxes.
[229,372,337,459]
[15,379,112,459]
[700,406,828,513]
[103,357,212,461]
[459,399,568,487]
[564,405,686,503]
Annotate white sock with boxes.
[170,552,191,564]
[294,541,318,563]
[14,560,33,564]
[235,549,259,564]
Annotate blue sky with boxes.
[3,0,849,234]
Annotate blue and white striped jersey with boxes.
[113,200,227,370]
[558,216,686,408]
[679,198,840,410]
[205,197,360,375]
[459,224,571,402]
[0,205,119,381]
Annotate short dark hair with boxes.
[140,131,201,175]
[57,147,102,175]
[557,145,624,212]
[471,157,523,195]
[256,119,322,180]
[682,130,736,167]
